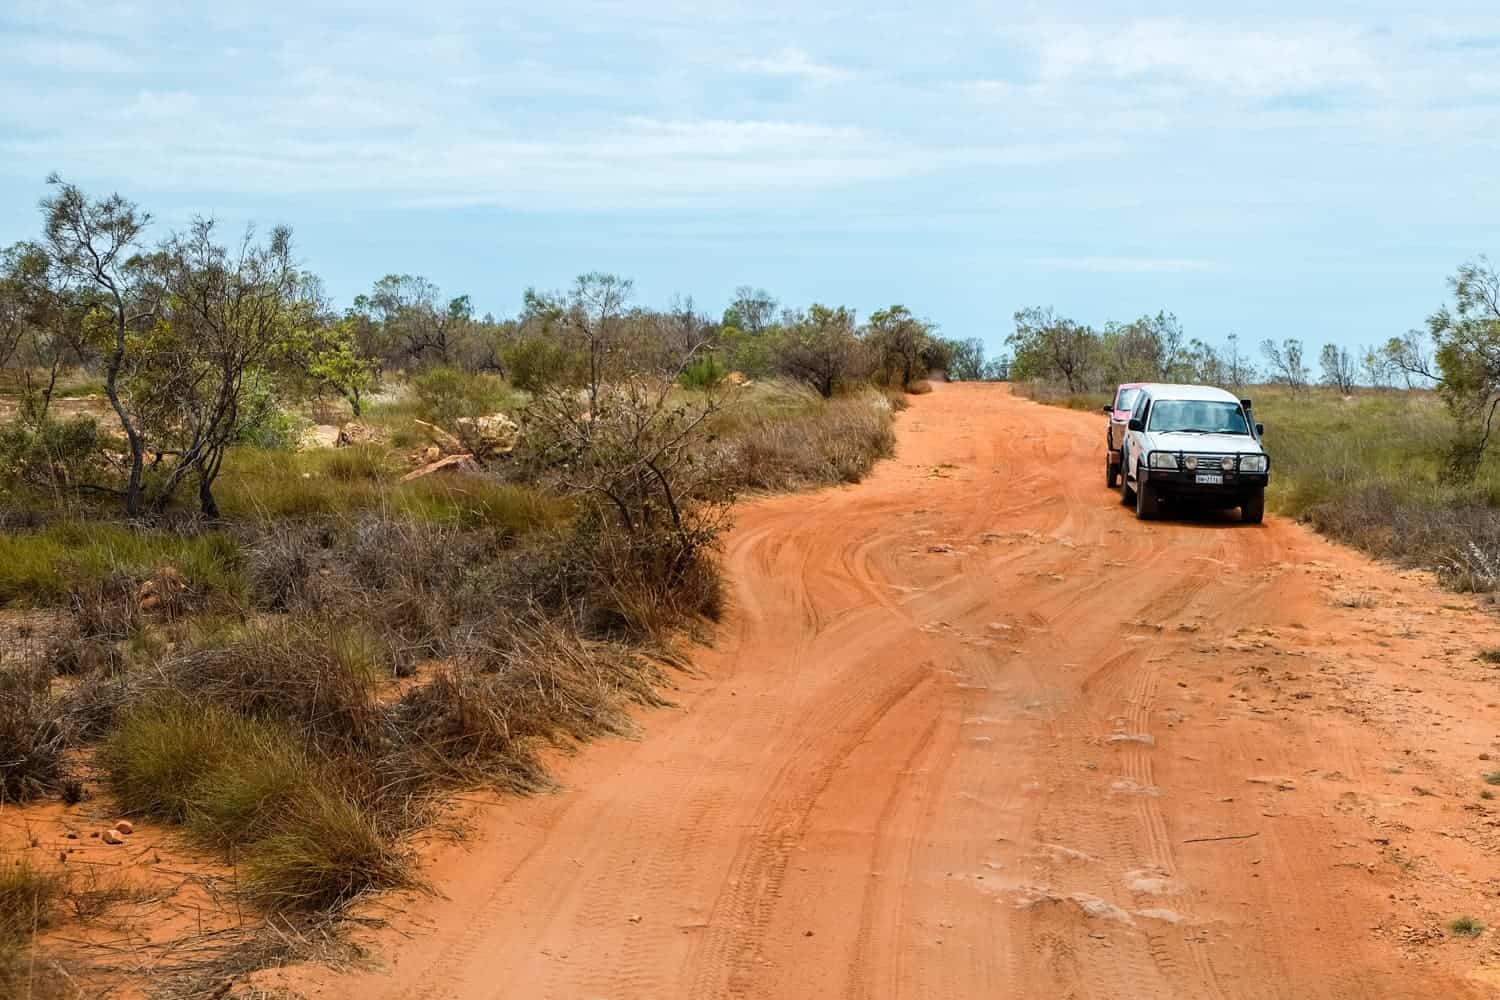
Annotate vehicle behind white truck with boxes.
[1118,383,1269,523]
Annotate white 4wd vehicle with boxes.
[1119,384,1269,523]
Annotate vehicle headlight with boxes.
[1219,456,1234,472]
[1184,456,1198,471]
[1148,452,1179,470]
[1239,455,1268,473]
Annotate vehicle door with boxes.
[1124,392,1150,480]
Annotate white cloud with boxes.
[1037,257,1218,274]
[5,36,138,74]
[1029,19,1383,99]
[734,46,854,83]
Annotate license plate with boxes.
[1195,473,1223,485]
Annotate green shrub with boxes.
[238,408,307,451]
[500,336,585,392]
[0,416,102,489]
[411,368,518,426]
[102,699,255,822]
[679,354,728,391]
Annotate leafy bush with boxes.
[500,335,586,392]
[0,416,102,490]
[238,408,307,451]
[411,367,517,426]
[680,354,728,390]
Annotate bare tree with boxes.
[1318,343,1358,394]
[1382,329,1438,389]
[1360,345,1392,388]
[1224,333,1255,392]
[1259,337,1309,392]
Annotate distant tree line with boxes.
[0,179,1011,518]
[1006,255,1500,476]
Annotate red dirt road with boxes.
[278,384,1500,999]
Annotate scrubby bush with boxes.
[680,354,728,390]
[239,784,406,911]
[102,697,405,911]
[713,390,896,491]
[166,618,386,752]
[411,367,517,426]
[0,669,67,804]
[500,335,586,392]
[389,619,664,794]
[0,416,102,491]
[0,861,63,951]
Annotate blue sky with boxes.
[2,1,1498,360]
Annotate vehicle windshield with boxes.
[1115,388,1140,411]
[1148,400,1250,435]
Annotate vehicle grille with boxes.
[1180,453,1234,470]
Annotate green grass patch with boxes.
[216,446,570,532]
[0,521,243,607]
[1484,771,1500,786]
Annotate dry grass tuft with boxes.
[0,668,68,804]
[713,390,896,491]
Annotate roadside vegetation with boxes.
[1007,258,1500,592]
[0,178,980,991]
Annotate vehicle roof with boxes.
[1137,383,1242,404]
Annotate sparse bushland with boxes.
[0,178,928,994]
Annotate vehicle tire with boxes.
[1135,479,1157,520]
[1120,467,1135,505]
[1106,454,1119,489]
[1242,487,1265,524]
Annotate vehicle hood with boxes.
[1144,431,1264,455]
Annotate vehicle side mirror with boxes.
[1128,418,1144,432]
[1255,422,1265,436]
[1101,404,1113,414]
